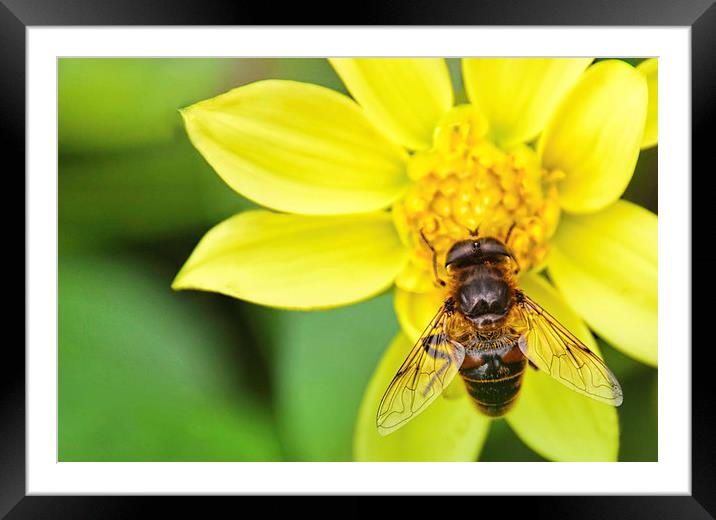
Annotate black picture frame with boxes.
[4,0,712,516]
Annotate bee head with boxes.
[445,237,517,270]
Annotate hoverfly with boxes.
[377,226,623,435]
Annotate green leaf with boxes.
[616,368,658,461]
[622,146,658,214]
[59,58,234,153]
[580,340,657,461]
[59,140,252,248]
[59,255,282,461]
[270,292,400,460]
[269,58,347,93]
[478,419,547,462]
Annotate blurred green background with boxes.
[58,58,657,462]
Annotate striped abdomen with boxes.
[459,343,526,417]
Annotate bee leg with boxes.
[420,229,446,287]
[528,360,539,370]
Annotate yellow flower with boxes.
[173,58,658,462]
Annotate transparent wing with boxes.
[514,292,623,406]
[441,376,466,400]
[376,303,466,436]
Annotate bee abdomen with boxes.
[460,355,526,418]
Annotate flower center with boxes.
[396,105,562,280]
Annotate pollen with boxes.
[397,105,562,278]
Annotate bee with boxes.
[376,227,623,435]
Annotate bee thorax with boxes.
[457,266,512,324]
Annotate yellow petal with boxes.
[329,58,453,151]
[181,80,409,216]
[637,59,658,149]
[354,334,491,461]
[462,58,592,147]
[173,211,408,309]
[547,200,657,366]
[394,287,445,344]
[507,369,620,461]
[539,60,648,214]
[394,259,436,294]
[506,274,619,461]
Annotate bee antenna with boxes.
[468,223,481,237]
[505,221,517,244]
[420,228,447,288]
[503,222,520,274]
